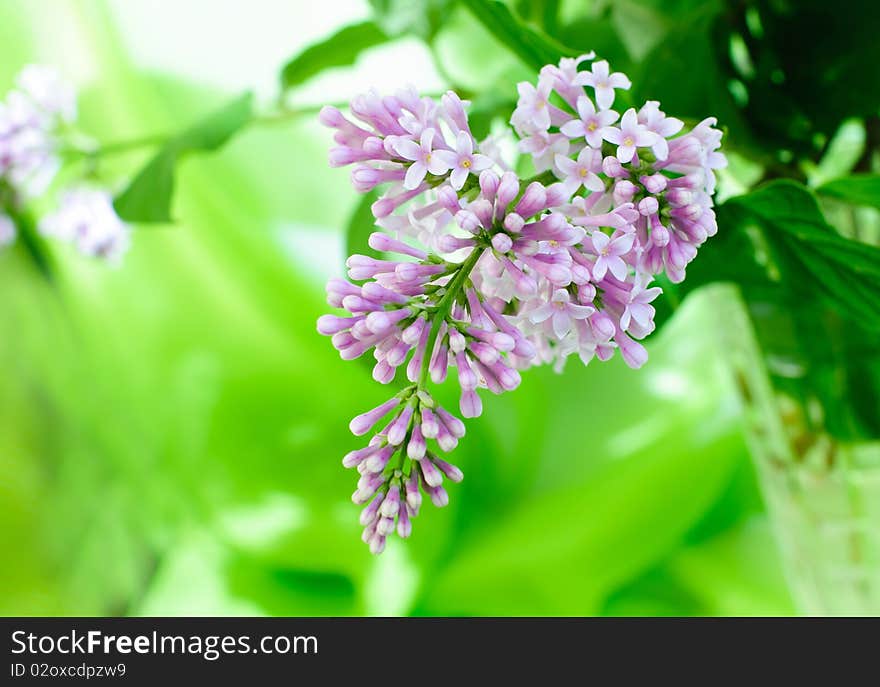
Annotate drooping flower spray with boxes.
[318,53,726,553]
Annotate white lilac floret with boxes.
[319,53,726,552]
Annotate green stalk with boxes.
[417,246,486,388]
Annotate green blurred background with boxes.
[0,0,798,616]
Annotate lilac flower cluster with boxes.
[0,65,130,261]
[318,53,726,552]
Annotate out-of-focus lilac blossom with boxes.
[40,189,131,262]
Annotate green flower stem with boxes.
[417,245,486,389]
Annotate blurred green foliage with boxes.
[5,0,878,617]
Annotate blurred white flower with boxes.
[40,189,130,262]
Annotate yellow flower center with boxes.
[462,158,471,168]
[587,122,597,131]
[578,168,587,177]
[623,137,634,147]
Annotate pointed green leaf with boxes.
[817,174,880,211]
[465,0,573,71]
[280,21,389,91]
[115,92,254,223]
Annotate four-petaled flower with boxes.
[591,231,634,281]
[556,147,604,193]
[560,95,618,148]
[394,128,451,189]
[576,59,631,110]
[603,109,658,164]
[515,76,553,131]
[620,275,663,331]
[637,101,683,161]
[528,288,595,338]
[433,131,493,190]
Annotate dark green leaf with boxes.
[280,22,389,91]
[727,180,880,327]
[817,174,880,211]
[465,0,573,71]
[115,92,254,223]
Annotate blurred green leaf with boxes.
[816,174,880,211]
[368,0,456,40]
[345,190,382,263]
[418,418,742,614]
[465,0,572,71]
[280,21,389,91]
[115,91,254,222]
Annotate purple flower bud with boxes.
[350,397,400,436]
[544,182,570,208]
[460,389,482,418]
[427,485,449,508]
[317,314,358,335]
[401,315,427,345]
[640,173,667,194]
[365,307,411,334]
[360,493,384,525]
[437,234,475,252]
[318,105,346,128]
[369,534,387,554]
[504,213,525,233]
[455,351,478,390]
[376,516,396,536]
[638,196,659,216]
[433,457,464,483]
[602,155,626,178]
[420,408,440,438]
[435,421,459,452]
[365,444,394,473]
[368,232,428,260]
[429,339,449,383]
[396,506,412,538]
[469,340,500,365]
[446,327,464,353]
[491,232,513,253]
[407,424,426,459]
[325,278,360,307]
[616,329,648,369]
[420,458,443,487]
[490,360,521,391]
[405,468,422,510]
[479,169,499,199]
[373,359,396,384]
[496,172,520,215]
[395,261,444,283]
[379,484,401,518]
[353,472,384,503]
[515,182,547,218]
[386,404,415,445]
[436,407,466,438]
[590,311,616,341]
[343,444,377,468]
